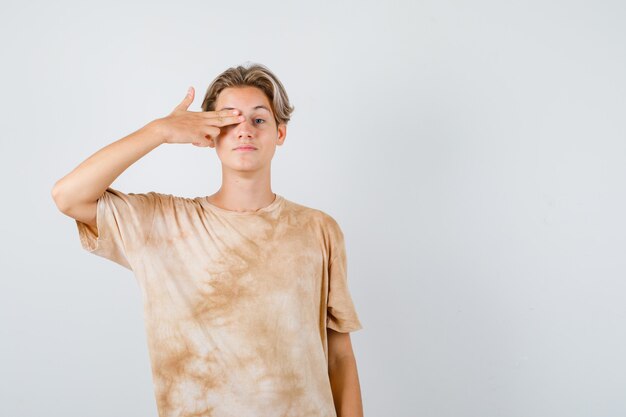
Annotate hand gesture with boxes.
[155,86,245,147]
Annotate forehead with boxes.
[216,86,272,113]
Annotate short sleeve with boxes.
[75,187,158,271]
[325,218,363,333]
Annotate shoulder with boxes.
[106,187,172,203]
[281,197,344,236]
[108,189,204,215]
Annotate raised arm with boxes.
[51,86,244,228]
[51,120,165,228]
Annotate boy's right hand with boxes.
[153,86,245,147]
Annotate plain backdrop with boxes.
[1,0,625,416]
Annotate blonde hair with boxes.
[201,62,295,127]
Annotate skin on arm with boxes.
[327,328,364,417]
[52,122,164,229]
[51,87,244,228]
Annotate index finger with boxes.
[208,108,241,117]
[200,108,240,121]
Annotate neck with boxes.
[207,166,275,212]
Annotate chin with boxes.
[225,161,265,172]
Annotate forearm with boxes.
[328,355,364,417]
[52,119,166,209]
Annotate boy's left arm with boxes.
[327,328,364,417]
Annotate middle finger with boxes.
[208,113,245,126]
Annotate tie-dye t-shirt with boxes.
[74,187,363,417]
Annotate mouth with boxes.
[234,146,257,151]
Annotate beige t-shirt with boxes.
[75,187,363,417]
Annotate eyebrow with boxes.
[218,105,271,113]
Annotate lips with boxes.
[234,145,257,150]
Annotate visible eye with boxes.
[254,118,265,124]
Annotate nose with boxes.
[235,117,254,139]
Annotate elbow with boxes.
[329,352,356,371]
[51,180,70,213]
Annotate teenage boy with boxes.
[52,63,364,417]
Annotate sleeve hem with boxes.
[75,194,109,253]
[74,190,133,271]
[326,317,363,333]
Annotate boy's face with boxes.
[210,86,287,174]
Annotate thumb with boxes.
[174,86,194,112]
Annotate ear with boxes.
[276,123,287,146]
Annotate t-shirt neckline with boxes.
[199,193,284,216]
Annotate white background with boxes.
[1,0,625,416]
